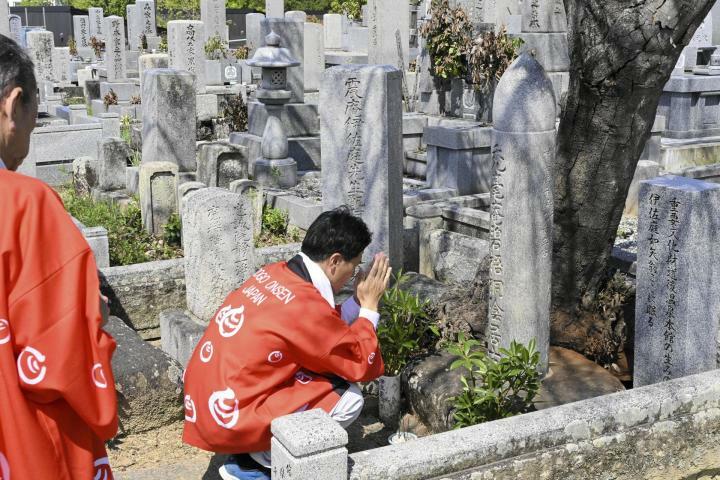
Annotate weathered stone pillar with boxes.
[201,0,228,42]
[26,30,54,83]
[126,5,141,51]
[167,20,206,92]
[367,0,410,71]
[98,137,129,192]
[321,64,404,272]
[105,16,127,82]
[634,175,720,387]
[9,15,22,45]
[139,161,179,235]
[304,23,324,92]
[271,409,348,480]
[197,141,248,188]
[73,15,91,58]
[486,52,555,372]
[266,0,284,18]
[323,14,343,50]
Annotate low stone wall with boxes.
[270,369,720,479]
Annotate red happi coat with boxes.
[183,261,385,453]
[0,170,118,479]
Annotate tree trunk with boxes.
[552,0,716,315]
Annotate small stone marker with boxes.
[137,0,157,37]
[271,409,348,480]
[138,53,169,88]
[98,137,129,191]
[246,12,266,54]
[323,14,343,50]
[9,15,22,45]
[183,187,256,322]
[485,53,555,373]
[167,20,206,92]
[139,161,179,235]
[321,65,404,272]
[367,0,410,71]
[266,0,284,18]
[52,47,71,84]
[126,5,140,51]
[304,23,324,92]
[285,10,306,22]
[26,30,54,82]
[634,175,720,387]
[197,141,248,188]
[142,69,197,172]
[105,16,127,82]
[201,0,228,42]
[88,7,104,39]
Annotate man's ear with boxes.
[1,87,24,126]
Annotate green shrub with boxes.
[419,0,473,80]
[330,0,365,20]
[378,272,439,376]
[205,34,229,60]
[163,213,183,247]
[448,334,540,428]
[467,26,523,90]
[60,188,183,266]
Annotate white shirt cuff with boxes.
[359,308,380,330]
[340,296,361,325]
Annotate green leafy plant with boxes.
[377,272,439,376]
[466,26,523,90]
[157,35,168,53]
[419,0,473,80]
[120,114,133,143]
[330,0,365,20]
[205,34,229,60]
[223,94,248,132]
[68,37,78,58]
[255,205,303,248]
[448,334,540,428]
[62,94,85,106]
[103,89,118,108]
[89,36,105,58]
[233,45,249,60]
[163,213,182,247]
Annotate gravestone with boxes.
[285,10,306,22]
[324,14,343,50]
[246,12,266,53]
[304,23,324,92]
[521,0,565,32]
[201,0,228,42]
[167,20,206,92]
[138,53,169,88]
[26,30,54,83]
[88,7,104,39]
[634,176,720,387]
[105,16,127,82]
[197,142,248,188]
[139,161,179,235]
[266,0,284,18]
[453,0,497,26]
[0,0,9,37]
[183,187,256,322]
[98,137,129,191]
[260,18,304,103]
[367,0,410,71]
[137,0,157,37]
[126,5,140,51]
[73,15,91,52]
[486,53,555,373]
[52,47,71,84]
[142,69,197,172]
[9,15,22,45]
[321,65,404,272]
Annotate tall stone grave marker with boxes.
[324,14,343,50]
[285,10,306,22]
[321,65,404,272]
[9,15,22,45]
[98,137,130,191]
[266,0,284,18]
[105,16,127,82]
[183,188,256,322]
[634,176,720,387]
[89,7,104,39]
[139,161,179,235]
[137,0,157,37]
[304,23,324,92]
[201,0,228,42]
[246,12,265,53]
[168,20,206,92]
[453,0,497,26]
[138,53,169,89]
[367,0,410,71]
[486,53,555,373]
[26,30,54,83]
[52,47,71,84]
[73,15,91,50]
[127,4,140,51]
[0,0,9,37]
[261,18,303,102]
[142,69,197,172]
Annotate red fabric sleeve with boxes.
[6,181,118,441]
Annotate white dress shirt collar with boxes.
[299,252,335,308]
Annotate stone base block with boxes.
[248,101,320,137]
[100,81,140,102]
[661,137,720,172]
[159,309,207,368]
[324,50,368,65]
[254,157,298,188]
[196,93,219,121]
[105,316,184,435]
[426,146,493,195]
[404,150,427,178]
[265,190,323,230]
[126,166,140,194]
[230,132,321,171]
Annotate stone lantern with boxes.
[246,30,300,188]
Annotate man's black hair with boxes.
[301,206,372,262]
[0,35,37,105]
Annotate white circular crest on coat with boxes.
[93,456,111,480]
[368,352,376,365]
[267,351,283,363]
[17,346,47,385]
[184,395,197,423]
[0,319,11,345]
[92,363,108,389]
[209,387,240,429]
[200,341,214,363]
[215,305,245,338]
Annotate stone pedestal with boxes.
[271,409,348,480]
[139,161,179,235]
[634,175,720,387]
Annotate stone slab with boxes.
[159,309,207,368]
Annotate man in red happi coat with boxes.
[0,35,118,479]
[183,207,391,480]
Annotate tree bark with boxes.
[552,0,716,313]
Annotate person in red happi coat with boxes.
[0,34,118,479]
[183,207,391,480]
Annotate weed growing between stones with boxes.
[59,187,183,266]
[448,334,540,428]
[254,205,303,248]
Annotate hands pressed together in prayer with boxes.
[355,253,392,312]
